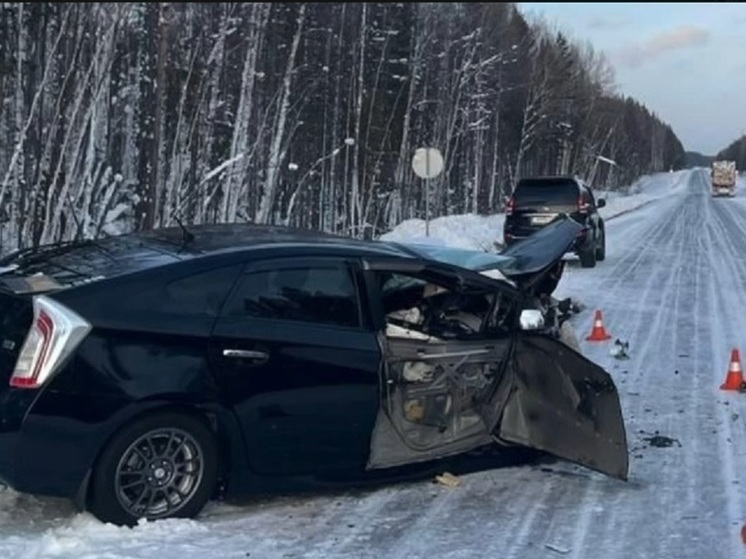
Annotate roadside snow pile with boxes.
[381,172,680,249]
[379,213,503,251]
[0,507,211,559]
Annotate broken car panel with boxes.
[362,255,628,480]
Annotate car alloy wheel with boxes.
[89,412,218,526]
[114,427,205,519]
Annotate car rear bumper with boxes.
[0,432,18,489]
[0,389,92,499]
[0,389,35,491]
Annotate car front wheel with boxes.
[88,412,218,526]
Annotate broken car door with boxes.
[362,260,518,470]
[496,334,629,480]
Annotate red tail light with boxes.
[10,296,91,389]
[505,196,516,216]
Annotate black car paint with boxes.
[0,221,627,511]
[0,241,435,501]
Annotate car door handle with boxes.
[222,349,269,361]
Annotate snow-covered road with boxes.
[3,169,746,558]
[553,168,746,558]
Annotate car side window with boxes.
[223,265,361,328]
[161,266,242,316]
[122,265,242,316]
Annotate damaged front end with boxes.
[367,220,628,482]
[367,302,628,481]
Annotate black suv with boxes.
[502,176,606,268]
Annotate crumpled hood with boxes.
[496,215,583,296]
[382,215,582,297]
[497,215,583,276]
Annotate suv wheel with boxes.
[579,246,596,268]
[88,412,218,526]
[595,231,606,261]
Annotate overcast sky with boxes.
[518,2,746,155]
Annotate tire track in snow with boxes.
[695,172,746,557]
[586,179,696,557]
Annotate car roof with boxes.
[516,175,583,187]
[0,223,414,291]
[135,223,396,253]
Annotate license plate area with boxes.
[531,215,554,226]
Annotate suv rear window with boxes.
[513,179,578,206]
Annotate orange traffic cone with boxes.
[585,309,612,341]
[720,348,745,391]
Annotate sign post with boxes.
[411,147,444,237]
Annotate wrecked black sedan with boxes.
[0,217,627,526]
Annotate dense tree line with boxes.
[0,2,686,251]
[715,136,746,170]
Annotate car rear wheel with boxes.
[88,412,218,526]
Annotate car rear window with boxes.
[513,179,578,206]
[0,238,183,290]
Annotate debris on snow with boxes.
[639,430,681,448]
[610,339,630,360]
[434,472,460,488]
[545,543,571,554]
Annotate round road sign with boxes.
[412,147,444,179]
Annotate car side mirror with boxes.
[597,198,606,208]
[519,309,545,330]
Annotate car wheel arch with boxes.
[78,401,236,515]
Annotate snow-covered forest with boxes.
[716,135,746,169]
[0,2,686,252]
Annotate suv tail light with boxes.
[505,196,516,216]
[10,296,91,389]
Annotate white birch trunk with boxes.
[348,3,366,235]
[255,4,306,225]
[219,2,270,223]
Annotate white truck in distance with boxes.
[711,160,737,197]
